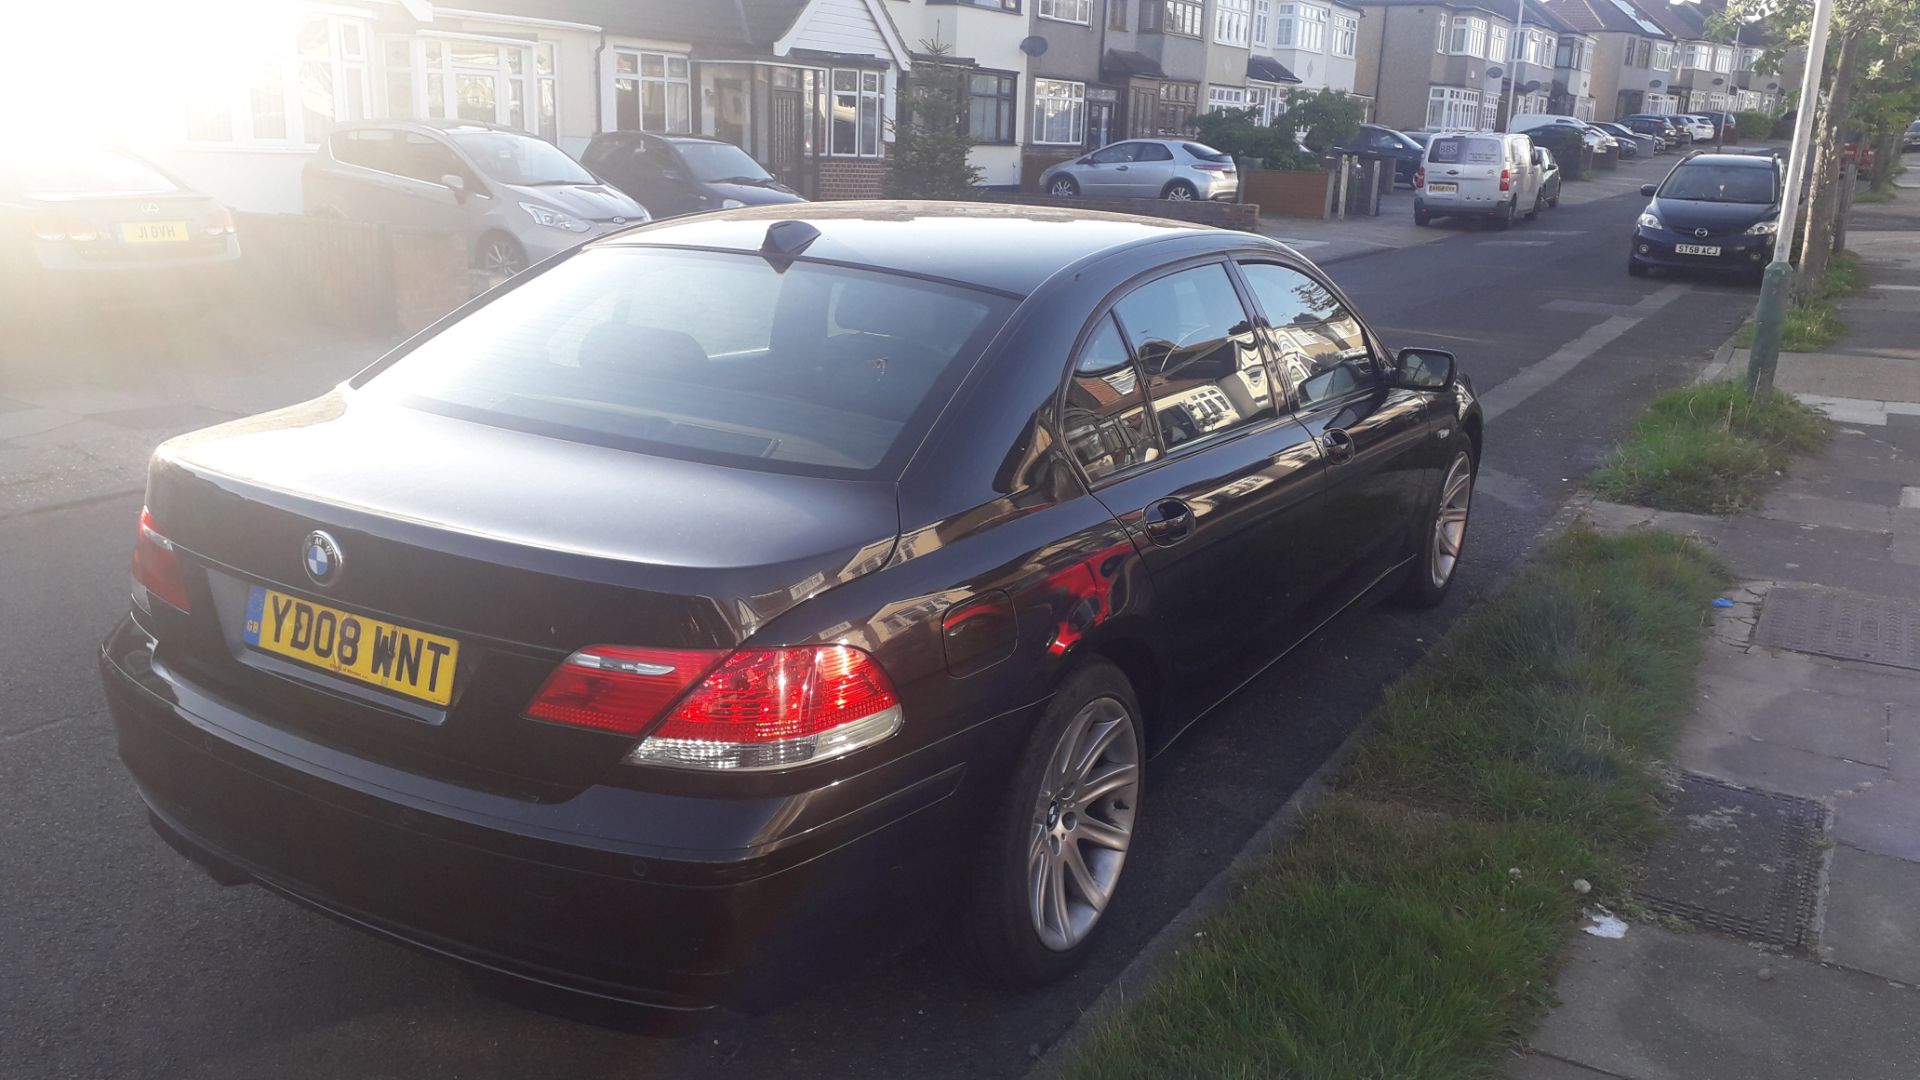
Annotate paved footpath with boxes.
[1509,179,1920,1079]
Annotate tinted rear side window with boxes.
[1064,315,1159,482]
[1427,137,1503,165]
[362,248,1015,477]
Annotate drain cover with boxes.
[1635,773,1827,951]
[1753,585,1920,671]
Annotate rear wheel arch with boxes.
[1462,413,1483,465]
[1077,634,1161,746]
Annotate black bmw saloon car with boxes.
[1629,152,1782,281]
[101,202,1482,1013]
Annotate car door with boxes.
[621,137,700,218]
[1127,142,1177,197]
[1236,260,1435,618]
[316,129,407,223]
[1067,260,1329,717]
[390,132,481,239]
[1079,141,1142,195]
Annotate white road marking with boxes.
[1871,283,1920,292]
[1478,240,1552,247]
[1477,283,1689,422]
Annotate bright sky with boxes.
[2,1,305,145]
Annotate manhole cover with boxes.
[1636,773,1827,951]
[1753,585,1920,671]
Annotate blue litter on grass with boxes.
[1712,598,1735,608]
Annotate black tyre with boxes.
[963,661,1144,986]
[1414,205,1432,227]
[1394,448,1476,608]
[1495,198,1516,230]
[1048,176,1080,197]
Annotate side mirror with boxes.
[1394,347,1456,391]
[1640,183,1658,197]
[441,174,468,202]
[661,169,685,184]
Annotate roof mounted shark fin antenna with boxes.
[760,220,820,271]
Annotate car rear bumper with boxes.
[98,616,981,1011]
[1415,194,1512,218]
[1630,227,1774,272]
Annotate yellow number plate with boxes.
[120,221,190,244]
[244,586,460,706]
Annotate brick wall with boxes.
[233,213,470,337]
[816,160,890,200]
[977,192,1262,232]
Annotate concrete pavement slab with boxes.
[1679,723,1887,800]
[1777,352,1920,403]
[1527,925,1920,1080]
[1759,492,1895,533]
[1695,674,1892,765]
[1700,645,1920,708]
[1706,516,1917,600]
[1813,307,1920,362]
[1821,844,1920,985]
[1831,778,1920,861]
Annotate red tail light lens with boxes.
[1414,166,1425,188]
[525,643,903,771]
[132,507,191,613]
[27,213,65,242]
[205,207,235,236]
[1500,168,1512,192]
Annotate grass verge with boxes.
[1729,251,1861,352]
[1065,531,1726,1080]
[1591,380,1829,514]
[1854,189,1896,204]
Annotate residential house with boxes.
[1101,1,1213,146]
[1246,0,1365,121]
[1021,0,1111,185]
[894,1,1031,188]
[1352,1,1513,133]
[1544,4,1598,120]
[133,0,912,213]
[1541,0,1676,121]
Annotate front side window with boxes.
[1033,79,1087,145]
[1215,0,1252,45]
[966,71,1018,145]
[365,249,1014,477]
[1114,265,1274,451]
[1237,263,1376,408]
[831,69,884,157]
[1039,0,1093,23]
[1065,315,1159,482]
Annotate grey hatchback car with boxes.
[303,120,647,279]
[1038,139,1239,201]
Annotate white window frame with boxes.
[1712,46,1733,73]
[828,68,884,157]
[1215,0,1252,46]
[1254,0,1273,45]
[185,14,373,148]
[1296,5,1329,51]
[1332,12,1358,58]
[1208,84,1248,110]
[1575,97,1595,120]
[610,47,693,135]
[1488,25,1509,67]
[1031,78,1086,146]
[1478,96,1498,131]
[1450,15,1487,58]
[1651,41,1674,71]
[1645,92,1679,114]
[405,34,555,136]
[1038,0,1092,24]
[1425,86,1480,130]
[1684,42,1710,70]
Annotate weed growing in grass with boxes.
[1592,381,1829,514]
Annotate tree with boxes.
[885,43,983,200]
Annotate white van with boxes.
[1414,132,1543,228]
[1507,113,1587,134]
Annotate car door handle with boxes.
[1321,428,1356,465]
[1140,498,1194,547]
[1116,165,1130,171]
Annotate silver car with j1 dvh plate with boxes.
[1038,140,1239,201]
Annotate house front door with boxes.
[768,67,819,197]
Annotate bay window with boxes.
[186,14,371,146]
[1039,0,1092,23]
[1489,26,1509,67]
[1332,13,1358,58]
[1032,78,1086,145]
[1450,16,1488,58]
[1215,0,1252,45]
[1712,46,1733,73]
[1652,41,1674,71]
[966,71,1017,145]
[1150,0,1205,37]
[1425,86,1480,130]
[831,68,884,157]
[1254,0,1272,45]
[1208,85,1248,110]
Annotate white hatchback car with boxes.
[1414,132,1543,228]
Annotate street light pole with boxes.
[1506,0,1526,128]
[1745,0,1835,401]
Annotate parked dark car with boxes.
[1,144,239,310]
[1620,117,1675,152]
[100,202,1482,1014]
[1621,115,1691,147]
[1341,123,1428,186]
[581,131,805,219]
[1629,152,1781,281]
[1903,120,1920,152]
[1534,145,1563,208]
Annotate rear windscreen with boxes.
[1426,137,1503,165]
[361,248,1015,477]
[7,149,176,196]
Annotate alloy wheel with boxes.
[1430,452,1474,589]
[1164,184,1195,201]
[1050,179,1077,196]
[480,238,526,281]
[1028,696,1140,952]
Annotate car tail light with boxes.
[525,643,904,770]
[205,207,235,236]
[1500,168,1512,192]
[132,507,191,614]
[1414,167,1425,188]
[1191,162,1232,173]
[27,213,64,242]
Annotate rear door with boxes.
[1236,260,1435,613]
[1424,135,1505,207]
[1126,142,1177,197]
[1068,259,1328,716]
